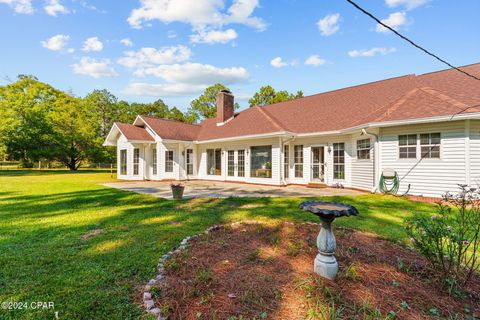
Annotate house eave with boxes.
[195,131,291,144]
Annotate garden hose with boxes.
[379,169,411,196]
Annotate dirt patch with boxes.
[81,228,106,240]
[152,222,480,320]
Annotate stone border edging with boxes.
[142,220,320,319]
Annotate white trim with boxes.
[195,131,290,144]
[465,120,471,185]
[216,115,235,126]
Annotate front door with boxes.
[227,149,245,179]
[311,146,325,182]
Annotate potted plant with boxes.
[170,183,185,200]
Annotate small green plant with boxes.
[405,185,480,288]
[343,263,360,281]
[287,240,303,257]
[246,249,261,262]
[198,292,214,305]
[164,258,181,272]
[195,268,213,285]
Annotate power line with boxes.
[345,0,480,81]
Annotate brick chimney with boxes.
[216,90,234,126]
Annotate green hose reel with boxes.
[379,169,410,196]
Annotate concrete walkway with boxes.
[102,180,363,199]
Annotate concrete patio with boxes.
[102,180,363,199]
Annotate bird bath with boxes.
[299,200,359,280]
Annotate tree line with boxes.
[0,75,302,170]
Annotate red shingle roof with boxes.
[122,63,480,142]
[115,123,154,141]
[141,116,201,141]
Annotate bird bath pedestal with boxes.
[299,201,359,280]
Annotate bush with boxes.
[405,185,480,288]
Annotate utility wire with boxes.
[345,0,480,81]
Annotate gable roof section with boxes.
[140,116,201,141]
[115,122,155,141]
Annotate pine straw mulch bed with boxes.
[150,222,480,320]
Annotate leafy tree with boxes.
[130,99,170,121]
[84,89,118,138]
[248,85,303,107]
[0,75,60,166]
[188,83,239,122]
[48,94,98,170]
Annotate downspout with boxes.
[361,128,379,193]
[280,135,296,185]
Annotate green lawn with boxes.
[0,170,436,320]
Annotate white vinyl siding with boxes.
[351,133,375,191]
[379,121,467,197]
[470,120,480,186]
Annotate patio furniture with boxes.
[299,200,359,280]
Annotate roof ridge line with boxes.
[418,62,480,77]
[371,87,423,122]
[418,87,470,110]
[254,106,286,131]
[140,114,201,127]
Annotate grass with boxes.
[0,170,436,319]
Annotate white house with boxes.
[104,64,480,198]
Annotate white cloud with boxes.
[305,55,326,66]
[72,57,118,78]
[44,0,69,16]
[190,28,238,44]
[270,57,290,68]
[41,34,70,51]
[0,0,33,14]
[82,36,103,52]
[120,38,133,47]
[317,13,340,36]
[385,0,429,10]
[127,0,266,32]
[124,82,207,97]
[134,63,249,85]
[167,30,177,38]
[348,47,397,57]
[117,45,192,69]
[376,11,408,33]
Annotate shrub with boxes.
[405,185,480,287]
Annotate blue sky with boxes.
[1,0,479,111]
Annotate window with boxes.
[238,150,245,177]
[120,150,127,175]
[133,148,139,175]
[250,146,272,178]
[284,145,289,179]
[294,145,303,178]
[186,149,193,175]
[420,133,440,158]
[227,150,235,177]
[207,149,222,175]
[399,134,417,159]
[356,139,371,160]
[152,149,157,175]
[165,150,173,173]
[333,143,345,179]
